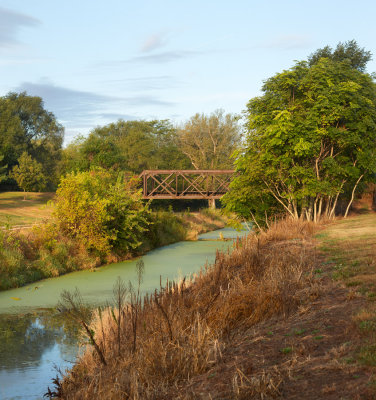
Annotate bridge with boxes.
[139,170,235,202]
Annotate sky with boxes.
[1,0,376,145]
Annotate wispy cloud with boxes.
[98,112,138,120]
[15,81,175,141]
[141,32,168,53]
[105,75,179,91]
[262,35,313,50]
[0,7,40,48]
[128,50,199,64]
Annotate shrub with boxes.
[54,170,150,255]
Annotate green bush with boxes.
[54,170,150,255]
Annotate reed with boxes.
[53,218,318,399]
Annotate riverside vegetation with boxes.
[51,210,376,399]
[0,170,227,291]
[52,218,318,399]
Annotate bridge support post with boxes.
[208,198,216,209]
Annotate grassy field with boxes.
[0,192,54,227]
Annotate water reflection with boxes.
[0,311,79,400]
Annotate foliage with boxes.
[308,39,372,72]
[223,42,376,223]
[0,92,64,189]
[10,152,46,195]
[0,154,7,183]
[60,119,191,175]
[143,210,187,249]
[177,109,242,170]
[53,169,150,254]
[0,207,226,291]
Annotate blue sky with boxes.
[1,0,376,144]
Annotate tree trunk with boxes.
[317,197,323,221]
[292,199,299,219]
[306,198,313,221]
[344,174,364,218]
[329,181,346,219]
[313,197,318,222]
[324,196,332,217]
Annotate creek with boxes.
[0,226,246,400]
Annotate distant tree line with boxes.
[1,40,375,225]
[0,91,241,199]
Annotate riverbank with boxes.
[0,208,227,291]
[54,213,376,399]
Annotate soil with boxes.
[167,214,376,399]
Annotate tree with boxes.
[10,152,46,199]
[60,119,191,176]
[0,154,7,184]
[223,45,376,224]
[54,169,150,254]
[177,110,241,170]
[177,110,241,208]
[308,40,372,72]
[0,92,64,188]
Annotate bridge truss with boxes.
[139,170,235,200]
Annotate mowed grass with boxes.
[316,213,376,288]
[316,212,376,367]
[0,192,54,226]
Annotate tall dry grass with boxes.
[55,218,318,400]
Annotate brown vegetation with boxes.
[55,219,319,399]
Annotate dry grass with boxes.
[56,219,318,399]
[0,191,54,226]
[180,209,227,240]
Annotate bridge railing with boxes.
[139,170,235,199]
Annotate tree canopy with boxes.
[177,110,241,170]
[10,152,46,198]
[0,92,64,189]
[308,40,372,72]
[60,119,191,175]
[223,42,376,224]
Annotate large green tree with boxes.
[10,152,46,198]
[0,92,64,189]
[60,120,190,175]
[223,43,376,223]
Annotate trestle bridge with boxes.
[139,170,235,202]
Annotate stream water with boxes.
[0,226,246,400]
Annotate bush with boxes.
[54,170,150,255]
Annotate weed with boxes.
[56,218,316,399]
[314,268,323,274]
[280,347,293,354]
[358,345,376,366]
[346,281,362,287]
